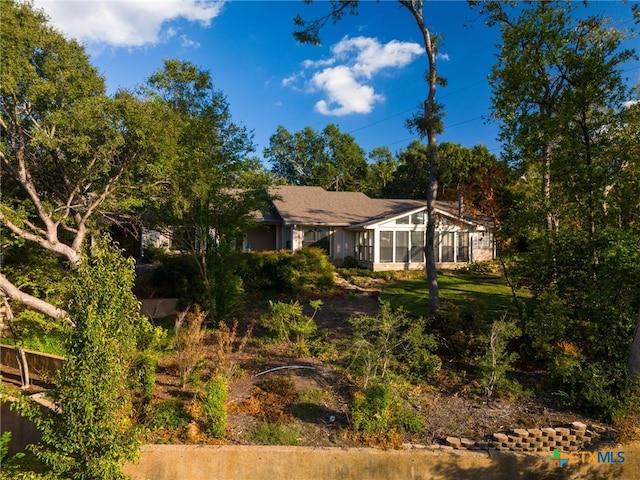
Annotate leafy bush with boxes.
[345,301,440,387]
[13,237,145,480]
[240,248,334,294]
[260,300,321,354]
[202,376,227,439]
[147,399,191,431]
[341,255,358,269]
[350,384,424,435]
[476,316,521,400]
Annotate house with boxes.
[245,185,495,271]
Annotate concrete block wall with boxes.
[444,422,609,453]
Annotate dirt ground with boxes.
[150,276,614,450]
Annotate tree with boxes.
[484,0,640,418]
[294,0,445,313]
[140,60,272,319]
[364,147,397,198]
[0,0,167,320]
[264,123,368,191]
[13,237,147,479]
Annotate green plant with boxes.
[476,316,521,401]
[345,301,440,388]
[260,300,321,353]
[202,375,228,439]
[350,384,393,433]
[174,306,207,388]
[249,422,301,445]
[13,237,146,480]
[147,399,191,431]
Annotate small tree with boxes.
[477,316,521,402]
[14,237,145,479]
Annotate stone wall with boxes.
[444,422,608,453]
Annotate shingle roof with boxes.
[265,186,494,228]
[271,185,425,226]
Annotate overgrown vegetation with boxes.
[10,238,156,479]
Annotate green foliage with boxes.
[202,376,228,439]
[349,384,424,435]
[476,317,521,400]
[402,322,442,382]
[13,238,148,480]
[345,301,440,388]
[146,399,190,431]
[264,124,369,191]
[1,431,11,463]
[260,300,320,354]
[4,310,67,357]
[248,422,301,446]
[241,248,335,294]
[350,385,392,433]
[204,243,245,321]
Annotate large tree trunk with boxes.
[401,0,440,314]
[628,309,640,379]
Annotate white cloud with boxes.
[179,35,200,48]
[436,52,450,61]
[622,99,639,108]
[32,0,224,48]
[312,65,382,115]
[286,35,422,116]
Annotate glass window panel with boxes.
[457,232,469,262]
[396,215,410,224]
[380,231,393,263]
[396,231,409,263]
[411,231,424,263]
[303,228,316,243]
[441,232,454,262]
[411,211,426,225]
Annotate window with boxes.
[380,231,393,263]
[411,211,426,225]
[457,232,469,262]
[441,232,455,262]
[396,215,410,224]
[355,231,373,262]
[396,231,409,263]
[474,232,492,248]
[302,227,330,254]
[411,231,424,262]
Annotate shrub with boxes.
[202,376,227,439]
[260,300,320,354]
[345,301,440,387]
[174,306,207,388]
[240,248,334,294]
[147,399,191,431]
[350,385,393,433]
[13,237,146,480]
[476,316,521,401]
[349,384,424,435]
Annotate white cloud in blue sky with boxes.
[287,35,423,116]
[33,0,224,47]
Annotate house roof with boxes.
[268,185,492,228]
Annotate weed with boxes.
[249,422,302,445]
[174,306,206,388]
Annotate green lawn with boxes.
[380,272,526,319]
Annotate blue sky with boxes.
[33,0,639,165]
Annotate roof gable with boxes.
[269,186,493,228]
